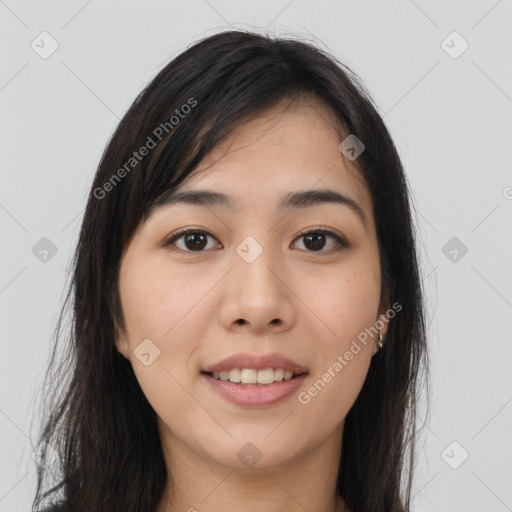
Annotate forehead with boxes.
[152,97,374,227]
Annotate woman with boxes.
[32,30,429,512]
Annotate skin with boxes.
[115,96,389,512]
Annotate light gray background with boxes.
[1,1,511,511]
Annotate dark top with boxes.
[35,505,64,512]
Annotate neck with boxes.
[156,423,348,512]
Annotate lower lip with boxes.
[201,373,308,407]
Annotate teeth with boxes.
[241,369,257,384]
[257,368,275,384]
[228,368,241,383]
[274,369,284,382]
[210,368,298,385]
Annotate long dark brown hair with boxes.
[32,29,430,512]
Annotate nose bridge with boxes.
[233,233,280,291]
[219,231,295,331]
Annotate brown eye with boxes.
[164,227,348,254]
[165,229,221,252]
[293,229,348,253]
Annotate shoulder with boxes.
[35,504,66,512]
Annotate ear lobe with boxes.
[114,326,131,360]
[377,300,391,337]
[369,302,391,357]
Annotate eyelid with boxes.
[294,225,349,247]
[163,227,220,250]
[163,226,349,252]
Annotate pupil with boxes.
[183,233,326,251]
[305,233,325,251]
[185,233,207,250]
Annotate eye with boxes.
[292,228,348,253]
[164,227,348,253]
[164,228,221,252]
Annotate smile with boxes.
[205,368,301,385]
[201,371,308,407]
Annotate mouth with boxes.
[200,368,307,386]
[200,368,309,409]
[200,353,309,407]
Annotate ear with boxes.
[376,300,391,337]
[114,321,131,360]
[371,298,391,356]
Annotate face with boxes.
[115,96,388,472]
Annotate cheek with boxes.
[292,260,380,421]
[118,254,213,404]
[119,255,205,340]
[296,348,370,439]
[299,260,382,348]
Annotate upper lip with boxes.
[202,353,308,374]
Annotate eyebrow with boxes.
[151,188,368,229]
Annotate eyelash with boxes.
[164,226,349,254]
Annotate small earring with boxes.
[378,332,383,349]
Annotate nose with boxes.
[218,238,296,335]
